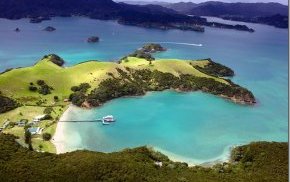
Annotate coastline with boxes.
[52,105,73,154]
[52,103,241,167]
[152,145,235,167]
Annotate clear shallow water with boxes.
[0,17,288,163]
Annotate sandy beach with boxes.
[152,145,235,167]
[52,105,74,154]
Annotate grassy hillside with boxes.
[0,56,226,103]
[0,55,254,153]
[0,134,287,182]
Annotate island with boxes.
[0,45,287,181]
[87,36,100,43]
[43,26,56,32]
[0,0,255,33]
[0,44,255,152]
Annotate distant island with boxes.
[87,36,100,43]
[43,26,56,32]
[141,1,288,28]
[0,0,256,32]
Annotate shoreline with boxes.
[52,105,74,154]
[152,144,240,167]
[52,103,243,167]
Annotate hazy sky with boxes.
[120,0,288,5]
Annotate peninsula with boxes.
[0,44,255,152]
[0,45,287,182]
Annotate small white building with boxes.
[33,115,47,122]
[2,120,10,129]
[27,127,43,135]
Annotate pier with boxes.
[58,119,103,123]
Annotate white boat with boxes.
[102,115,115,122]
[102,120,110,125]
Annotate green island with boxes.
[0,44,256,152]
[0,44,287,181]
[0,134,287,181]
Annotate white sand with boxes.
[52,105,74,154]
[152,145,236,167]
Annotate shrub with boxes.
[71,83,91,93]
[28,85,38,91]
[0,95,18,113]
[54,96,59,101]
[43,107,53,115]
[24,130,31,144]
[38,84,53,95]
[37,80,45,86]
[42,133,52,141]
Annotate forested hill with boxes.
[0,134,288,181]
[0,0,255,32]
[0,0,197,22]
[161,2,288,28]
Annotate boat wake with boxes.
[156,42,203,47]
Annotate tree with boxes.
[42,133,52,141]
[37,80,45,86]
[54,95,59,101]
[39,144,43,150]
[28,143,33,151]
[25,130,31,144]
[149,60,152,65]
[28,85,37,91]
[43,107,53,115]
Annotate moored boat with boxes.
[102,115,115,122]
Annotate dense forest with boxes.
[0,95,18,114]
[0,134,287,181]
[69,66,255,107]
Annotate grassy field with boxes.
[0,105,64,153]
[0,55,231,153]
[0,55,229,106]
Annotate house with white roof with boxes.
[27,127,43,135]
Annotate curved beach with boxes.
[52,106,74,154]
[52,100,237,166]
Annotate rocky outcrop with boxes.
[43,54,65,66]
[43,26,56,32]
[141,43,167,53]
[87,36,99,43]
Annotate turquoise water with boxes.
[0,17,288,163]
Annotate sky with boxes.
[119,0,288,5]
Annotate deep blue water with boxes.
[0,17,288,164]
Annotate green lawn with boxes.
[121,57,228,84]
